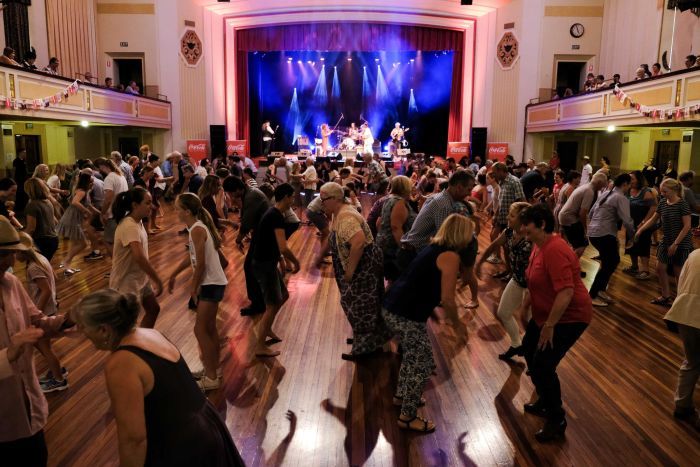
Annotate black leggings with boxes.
[0,429,48,467]
[522,320,587,422]
[588,235,620,298]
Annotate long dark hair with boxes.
[75,172,93,191]
[113,187,148,223]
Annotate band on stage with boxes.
[262,119,411,158]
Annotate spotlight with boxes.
[334,66,337,69]
[320,57,325,61]
[287,58,292,62]
[607,125,616,132]
[307,60,312,64]
[80,120,89,127]
[347,57,352,61]
[297,60,302,64]
[375,58,379,62]
[410,59,415,63]
[363,66,366,69]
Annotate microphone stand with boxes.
[331,115,344,151]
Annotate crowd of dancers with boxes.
[1,147,699,466]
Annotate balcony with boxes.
[0,64,171,129]
[526,67,700,133]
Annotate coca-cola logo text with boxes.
[227,144,245,152]
[489,146,507,154]
[188,143,207,151]
[449,146,469,153]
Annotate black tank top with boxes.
[383,244,446,322]
[117,345,206,451]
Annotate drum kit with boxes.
[323,126,411,153]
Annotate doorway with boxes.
[118,137,140,158]
[113,58,144,91]
[556,62,587,96]
[14,134,41,172]
[556,141,578,172]
[654,141,680,173]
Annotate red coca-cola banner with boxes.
[487,142,509,161]
[186,140,208,163]
[447,142,470,158]
[226,140,248,157]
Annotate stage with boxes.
[248,50,454,157]
[228,23,471,159]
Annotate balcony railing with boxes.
[0,64,171,129]
[526,67,700,133]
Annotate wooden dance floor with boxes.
[30,202,700,466]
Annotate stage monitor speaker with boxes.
[471,127,487,159]
[209,125,227,158]
[341,150,356,160]
[299,149,312,158]
[461,0,473,4]
[271,151,284,158]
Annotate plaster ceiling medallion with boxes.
[180,29,203,67]
[496,31,519,70]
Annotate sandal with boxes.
[491,270,508,279]
[636,271,650,280]
[651,296,673,307]
[397,415,435,433]
[464,300,479,309]
[393,394,426,407]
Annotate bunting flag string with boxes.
[0,80,81,111]
[613,84,700,121]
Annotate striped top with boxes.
[657,198,693,250]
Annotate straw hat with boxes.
[0,216,27,251]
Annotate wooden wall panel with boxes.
[561,98,603,119]
[91,95,134,115]
[528,106,557,124]
[46,0,98,80]
[611,86,673,111]
[686,79,700,102]
[489,62,519,144]
[179,60,208,140]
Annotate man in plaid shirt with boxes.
[493,162,525,230]
[363,153,389,195]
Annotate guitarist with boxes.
[390,122,409,157]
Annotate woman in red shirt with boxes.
[519,204,593,442]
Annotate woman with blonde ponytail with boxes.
[169,193,228,391]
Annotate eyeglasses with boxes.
[320,196,335,202]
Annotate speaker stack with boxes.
[209,125,227,159]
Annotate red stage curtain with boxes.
[235,23,465,148]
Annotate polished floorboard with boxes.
[23,201,700,466]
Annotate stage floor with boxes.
[31,199,700,466]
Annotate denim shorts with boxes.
[199,284,226,303]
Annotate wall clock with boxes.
[570,23,585,38]
[496,32,519,70]
[180,29,203,67]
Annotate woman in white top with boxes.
[110,187,164,328]
[169,193,228,391]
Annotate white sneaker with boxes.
[198,375,221,391]
[591,297,609,307]
[598,291,615,303]
[486,255,502,264]
[191,368,223,380]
